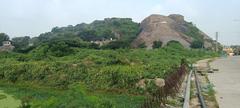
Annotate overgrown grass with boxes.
[0,48,217,90]
[0,94,7,100]
[203,75,219,108]
[0,81,144,108]
[0,46,218,107]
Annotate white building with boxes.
[2,41,12,46]
[0,41,15,52]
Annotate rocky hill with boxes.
[131,14,215,49]
[7,14,217,51]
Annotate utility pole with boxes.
[215,32,219,52]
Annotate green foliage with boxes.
[152,41,162,49]
[184,23,204,42]
[0,94,7,100]
[166,40,184,49]
[0,48,217,90]
[35,18,140,48]
[30,39,100,58]
[191,40,204,49]
[0,45,218,107]
[48,40,74,57]
[79,29,114,41]
[0,16,220,107]
[0,33,9,46]
[12,36,31,52]
[102,41,129,49]
[0,82,143,108]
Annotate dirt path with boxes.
[209,56,240,108]
[0,89,21,108]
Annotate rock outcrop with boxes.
[136,78,165,89]
[131,14,214,49]
[0,45,14,52]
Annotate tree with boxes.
[51,26,60,32]
[102,41,128,49]
[48,41,73,57]
[79,29,98,41]
[0,33,10,46]
[12,36,30,52]
[152,41,162,49]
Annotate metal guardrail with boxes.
[183,68,207,108]
[183,70,192,108]
[141,63,188,108]
[193,69,207,108]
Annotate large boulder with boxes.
[131,14,215,49]
[131,14,192,49]
[136,78,165,89]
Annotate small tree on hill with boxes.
[152,41,162,49]
[166,40,184,49]
[190,40,204,49]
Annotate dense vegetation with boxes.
[11,36,31,52]
[184,22,208,49]
[1,18,214,51]
[34,18,140,49]
[0,17,219,108]
[0,42,218,107]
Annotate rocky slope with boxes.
[131,14,215,49]
[14,14,216,50]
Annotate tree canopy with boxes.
[152,41,163,49]
[12,36,31,51]
[0,33,10,46]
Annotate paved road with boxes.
[209,56,240,108]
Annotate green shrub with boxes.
[166,40,184,49]
[191,40,204,49]
[0,46,218,107]
[152,41,162,49]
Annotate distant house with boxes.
[0,41,15,52]
[2,41,11,46]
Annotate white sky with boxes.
[0,0,239,45]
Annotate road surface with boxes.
[209,56,240,108]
